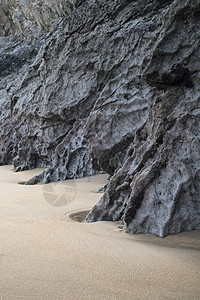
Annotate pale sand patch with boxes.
[0,165,199,300]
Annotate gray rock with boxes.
[0,0,164,183]
[0,0,199,236]
[87,0,200,237]
[0,0,77,38]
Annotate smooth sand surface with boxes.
[0,165,200,300]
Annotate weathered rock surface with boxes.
[0,0,164,183]
[87,0,200,237]
[0,0,199,236]
[0,0,77,38]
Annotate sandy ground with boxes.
[0,165,200,300]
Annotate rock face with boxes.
[87,0,200,237]
[0,0,200,236]
[0,0,164,182]
[0,0,77,38]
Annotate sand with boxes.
[0,165,200,300]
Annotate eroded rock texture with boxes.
[0,0,77,37]
[87,0,200,237]
[0,0,164,183]
[0,0,199,236]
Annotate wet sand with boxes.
[0,165,200,300]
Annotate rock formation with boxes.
[86,0,200,237]
[0,0,77,37]
[0,0,199,236]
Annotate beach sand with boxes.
[0,165,200,300]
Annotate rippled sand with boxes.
[0,165,200,299]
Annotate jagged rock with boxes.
[0,0,77,38]
[0,0,199,236]
[87,0,200,237]
[0,0,91,180]
[0,0,165,183]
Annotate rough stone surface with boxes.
[0,0,164,183]
[87,0,200,237]
[0,0,77,38]
[0,0,199,236]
